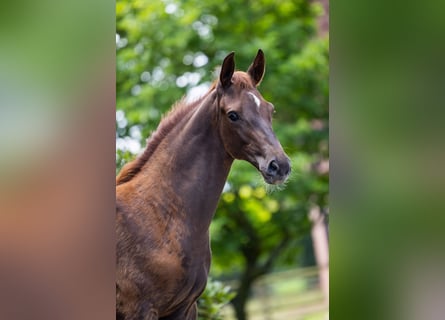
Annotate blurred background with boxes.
[0,0,115,319]
[116,0,329,319]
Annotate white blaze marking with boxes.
[247,92,261,109]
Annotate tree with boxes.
[116,1,328,319]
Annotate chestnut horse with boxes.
[116,50,290,320]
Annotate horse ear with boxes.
[219,52,235,89]
[247,49,265,86]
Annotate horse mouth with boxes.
[261,171,289,185]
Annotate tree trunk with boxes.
[228,212,291,320]
[231,271,253,320]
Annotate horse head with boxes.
[217,50,291,185]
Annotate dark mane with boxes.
[116,71,253,185]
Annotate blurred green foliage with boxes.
[331,1,445,320]
[198,279,236,320]
[116,0,328,318]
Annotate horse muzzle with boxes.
[261,157,291,185]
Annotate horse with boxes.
[116,49,291,320]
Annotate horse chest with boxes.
[146,237,210,316]
[117,176,215,317]
[117,213,210,316]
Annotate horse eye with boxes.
[227,111,240,122]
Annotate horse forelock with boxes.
[231,71,255,89]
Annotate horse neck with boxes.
[140,91,233,233]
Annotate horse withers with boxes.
[116,49,290,320]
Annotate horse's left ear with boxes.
[247,49,265,86]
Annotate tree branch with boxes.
[254,232,291,277]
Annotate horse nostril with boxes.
[267,160,279,175]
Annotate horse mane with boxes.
[116,72,254,185]
[116,96,205,186]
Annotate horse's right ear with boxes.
[219,52,235,89]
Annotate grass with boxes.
[219,267,328,320]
